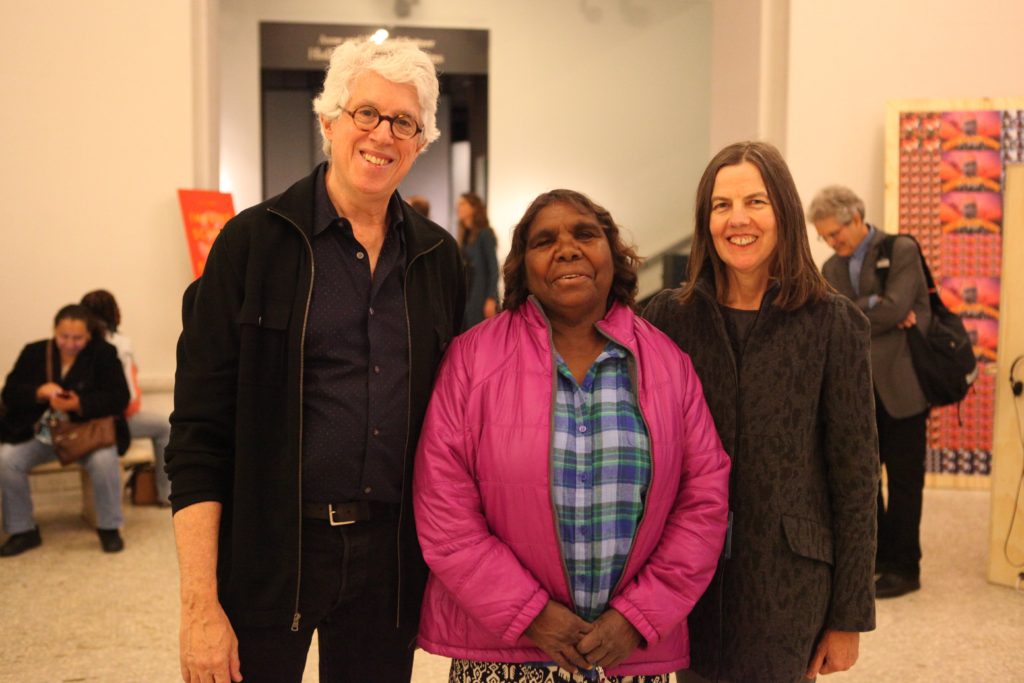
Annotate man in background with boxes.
[810,185,930,600]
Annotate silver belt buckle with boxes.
[328,504,356,526]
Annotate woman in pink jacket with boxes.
[414,189,731,683]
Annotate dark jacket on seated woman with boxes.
[1,337,130,453]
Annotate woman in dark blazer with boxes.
[643,142,878,682]
[0,304,130,556]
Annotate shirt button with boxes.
[373,365,381,375]
[356,251,365,260]
[364,486,372,494]
[369,307,375,316]
[578,425,587,433]
[372,427,380,436]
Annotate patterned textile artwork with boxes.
[895,107,1023,481]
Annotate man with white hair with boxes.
[166,38,464,682]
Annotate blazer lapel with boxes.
[860,230,886,296]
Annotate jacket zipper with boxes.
[268,207,316,633]
[396,236,445,628]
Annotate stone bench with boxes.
[28,439,156,525]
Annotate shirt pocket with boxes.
[781,513,834,566]
[237,297,291,387]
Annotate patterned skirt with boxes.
[448,659,671,683]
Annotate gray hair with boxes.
[312,37,440,156]
[806,185,866,225]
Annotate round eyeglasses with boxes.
[342,105,423,140]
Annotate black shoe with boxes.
[875,572,920,599]
[97,528,124,553]
[0,527,42,557]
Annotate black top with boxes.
[302,164,410,504]
[721,306,759,358]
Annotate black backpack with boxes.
[876,234,978,407]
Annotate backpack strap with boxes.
[875,233,936,296]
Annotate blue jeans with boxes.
[128,411,170,502]
[0,439,123,533]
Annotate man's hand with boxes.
[174,502,238,682]
[897,309,917,329]
[179,598,242,683]
[805,629,859,678]
[483,297,498,319]
[524,601,593,674]
[576,608,642,670]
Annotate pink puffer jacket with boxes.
[413,299,730,676]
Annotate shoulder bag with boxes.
[876,234,978,407]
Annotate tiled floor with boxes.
[0,481,1021,682]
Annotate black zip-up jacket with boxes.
[165,167,465,629]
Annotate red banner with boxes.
[177,189,235,278]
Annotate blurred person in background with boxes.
[457,191,500,330]
[407,194,431,218]
[0,304,129,556]
[81,288,172,507]
[809,184,930,600]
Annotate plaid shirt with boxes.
[552,342,651,622]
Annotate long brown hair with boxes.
[679,141,829,310]
[457,192,491,246]
[502,189,641,311]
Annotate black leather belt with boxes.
[302,500,398,526]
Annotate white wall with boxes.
[0,1,194,384]
[218,0,712,265]
[785,0,1024,264]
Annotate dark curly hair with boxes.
[501,189,641,312]
[80,289,121,334]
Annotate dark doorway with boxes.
[259,23,489,234]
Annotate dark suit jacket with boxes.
[821,228,930,418]
[643,278,877,682]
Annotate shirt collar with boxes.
[851,224,877,262]
[312,162,405,237]
[553,341,626,374]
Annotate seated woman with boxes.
[643,141,878,682]
[81,289,172,506]
[0,304,130,556]
[414,189,731,682]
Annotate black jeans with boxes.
[234,515,416,683]
[875,397,928,579]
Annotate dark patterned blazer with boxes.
[643,276,878,682]
[821,228,930,419]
